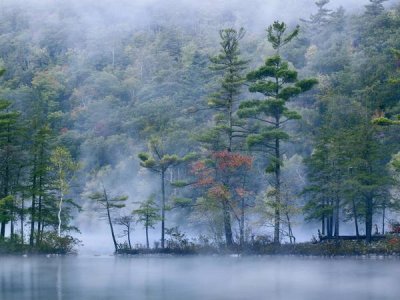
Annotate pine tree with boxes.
[207,28,248,152]
[0,68,24,239]
[133,194,161,249]
[89,187,127,252]
[301,0,333,27]
[29,125,52,246]
[197,28,249,246]
[238,21,317,243]
[345,123,390,242]
[0,96,22,238]
[138,137,195,249]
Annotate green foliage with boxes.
[171,181,191,188]
[0,196,14,223]
[204,27,248,152]
[373,117,399,126]
[392,153,400,172]
[89,191,127,209]
[267,22,300,51]
[34,232,80,254]
[139,137,195,172]
[133,194,161,229]
[171,197,193,207]
[138,152,150,162]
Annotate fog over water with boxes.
[1,256,399,300]
[1,0,399,252]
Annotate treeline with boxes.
[0,0,399,253]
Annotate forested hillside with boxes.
[0,0,399,253]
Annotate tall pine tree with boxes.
[238,22,317,243]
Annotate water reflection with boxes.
[0,256,399,300]
[57,259,62,300]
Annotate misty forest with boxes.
[0,0,400,258]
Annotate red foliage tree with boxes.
[191,151,253,246]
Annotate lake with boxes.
[0,255,399,299]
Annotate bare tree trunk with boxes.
[286,212,295,244]
[222,200,233,247]
[146,223,149,249]
[274,134,281,244]
[37,193,42,244]
[20,195,24,244]
[103,188,118,252]
[365,194,373,243]
[127,226,132,250]
[10,207,14,239]
[0,222,5,238]
[382,201,386,235]
[161,170,166,249]
[57,190,63,237]
[30,170,37,246]
[352,198,360,237]
[240,198,245,247]
[334,194,340,237]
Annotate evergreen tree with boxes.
[89,187,127,252]
[238,21,317,243]
[301,0,333,27]
[133,194,161,249]
[138,137,195,249]
[197,28,249,246]
[0,74,23,238]
[28,125,52,246]
[207,28,248,152]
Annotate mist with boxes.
[0,0,399,258]
[2,256,400,300]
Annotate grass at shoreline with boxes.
[116,236,400,257]
[2,235,400,256]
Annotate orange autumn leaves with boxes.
[191,151,253,201]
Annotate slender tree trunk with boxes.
[322,198,326,235]
[222,200,233,246]
[240,198,245,247]
[274,133,281,244]
[37,193,42,244]
[161,170,166,249]
[222,93,234,248]
[30,169,37,246]
[103,188,118,252]
[0,222,5,238]
[334,194,340,237]
[146,223,149,249]
[382,201,386,235]
[352,198,359,237]
[228,91,233,152]
[327,209,333,238]
[10,205,14,239]
[365,194,373,243]
[57,190,63,237]
[1,137,10,239]
[40,222,45,242]
[20,195,24,244]
[127,226,132,250]
[286,212,295,244]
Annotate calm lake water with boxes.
[0,255,399,300]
